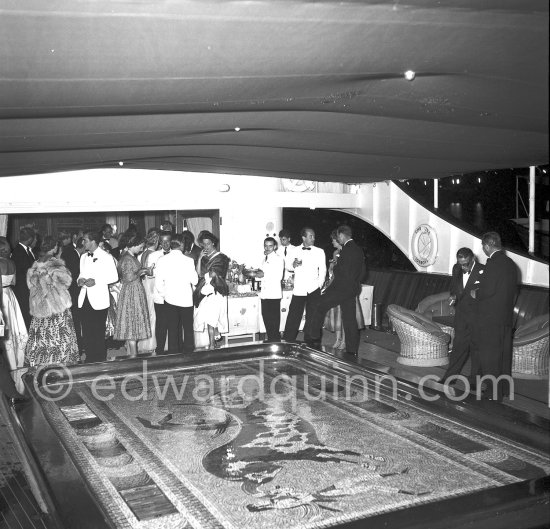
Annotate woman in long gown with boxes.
[25,236,79,367]
[138,229,159,354]
[113,231,152,358]
[324,231,346,349]
[193,231,230,349]
[0,237,28,393]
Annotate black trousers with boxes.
[309,290,359,353]
[14,286,32,330]
[166,303,194,354]
[442,312,475,380]
[0,344,20,398]
[283,289,320,342]
[154,302,169,354]
[472,322,513,400]
[80,296,108,363]
[261,298,281,342]
[70,289,83,353]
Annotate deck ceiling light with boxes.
[404,70,415,81]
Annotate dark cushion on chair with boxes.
[514,314,549,347]
[387,304,450,342]
[416,291,455,320]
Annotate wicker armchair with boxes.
[416,291,456,349]
[387,304,451,367]
[512,314,549,379]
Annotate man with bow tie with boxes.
[440,247,485,385]
[471,232,518,401]
[151,231,172,354]
[77,230,118,363]
[283,227,326,343]
[257,237,284,342]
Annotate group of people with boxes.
[0,221,366,394]
[440,232,518,401]
[0,224,235,396]
[266,225,366,355]
[0,220,519,403]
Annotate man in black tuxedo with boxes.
[61,238,83,353]
[440,248,485,384]
[308,225,365,356]
[11,226,37,329]
[472,232,518,401]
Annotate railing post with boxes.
[433,179,439,209]
[529,166,535,254]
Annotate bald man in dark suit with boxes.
[472,232,518,401]
[308,225,365,356]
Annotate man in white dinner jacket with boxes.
[150,231,172,354]
[283,227,326,344]
[257,237,285,342]
[154,234,198,354]
[78,230,119,363]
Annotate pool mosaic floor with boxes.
[37,357,550,529]
[1,330,549,529]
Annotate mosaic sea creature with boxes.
[246,468,431,512]
[201,398,364,494]
[136,410,234,437]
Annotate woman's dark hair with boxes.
[100,241,113,254]
[197,230,219,248]
[118,230,145,250]
[39,235,58,257]
[145,229,159,248]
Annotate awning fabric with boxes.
[1,0,548,182]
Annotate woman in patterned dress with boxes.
[113,231,153,358]
[0,237,28,392]
[137,228,159,355]
[25,236,79,367]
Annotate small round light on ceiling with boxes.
[234,127,241,132]
[404,70,416,81]
[118,161,124,166]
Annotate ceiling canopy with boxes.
[1,0,548,183]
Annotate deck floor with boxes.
[1,328,548,529]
